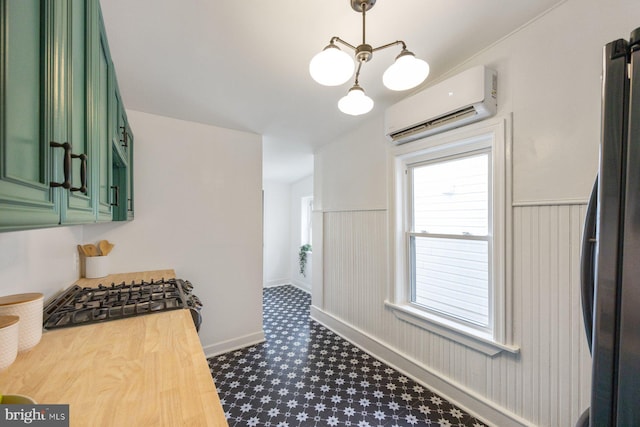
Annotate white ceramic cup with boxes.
[85,256,109,279]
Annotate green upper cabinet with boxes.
[0,0,60,229]
[0,0,133,232]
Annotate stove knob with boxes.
[182,280,194,293]
[189,295,203,309]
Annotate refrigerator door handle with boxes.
[580,177,598,353]
[576,407,590,427]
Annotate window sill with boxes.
[384,300,519,357]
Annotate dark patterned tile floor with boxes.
[208,285,488,427]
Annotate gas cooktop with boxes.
[43,278,202,330]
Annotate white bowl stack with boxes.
[0,293,44,353]
[0,315,19,370]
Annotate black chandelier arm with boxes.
[330,36,358,52]
[371,40,407,53]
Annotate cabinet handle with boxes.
[120,126,128,148]
[110,185,119,207]
[70,154,87,194]
[127,197,133,212]
[49,141,72,189]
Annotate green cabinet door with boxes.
[0,0,60,230]
[114,89,130,156]
[110,133,133,222]
[126,128,134,220]
[62,0,95,224]
[94,20,112,221]
[111,147,127,221]
[111,85,134,222]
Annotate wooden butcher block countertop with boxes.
[0,270,228,427]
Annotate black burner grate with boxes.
[43,278,188,329]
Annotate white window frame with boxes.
[385,116,518,356]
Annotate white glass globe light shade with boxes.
[382,52,430,91]
[338,86,374,116]
[309,45,355,86]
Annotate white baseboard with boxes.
[203,330,266,358]
[264,279,290,287]
[264,280,311,295]
[310,305,533,427]
[290,279,311,294]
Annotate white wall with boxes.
[263,180,291,287]
[0,226,83,299]
[263,175,314,292]
[312,0,640,425]
[82,110,264,356]
[289,175,313,291]
[314,121,387,211]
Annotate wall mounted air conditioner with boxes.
[385,65,497,145]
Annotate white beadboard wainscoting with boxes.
[310,204,591,427]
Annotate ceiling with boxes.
[100,0,563,183]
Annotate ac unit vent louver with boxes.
[385,66,497,145]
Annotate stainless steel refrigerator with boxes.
[579,27,640,427]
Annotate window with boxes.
[410,152,491,330]
[301,196,313,246]
[386,118,517,356]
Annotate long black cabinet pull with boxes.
[70,153,87,194]
[49,141,72,189]
[120,126,128,148]
[110,185,119,207]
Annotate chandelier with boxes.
[309,0,430,116]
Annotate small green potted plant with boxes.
[299,244,312,277]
